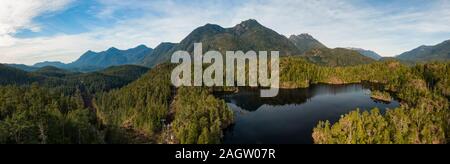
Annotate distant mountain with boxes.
[23,19,380,69]
[303,48,376,67]
[0,64,39,85]
[33,61,67,68]
[5,64,38,72]
[141,19,301,67]
[378,57,416,66]
[346,48,382,60]
[68,45,153,69]
[140,42,178,67]
[32,66,77,78]
[0,63,149,94]
[27,45,153,72]
[99,65,150,82]
[289,34,326,54]
[397,40,450,62]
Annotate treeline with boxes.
[280,57,409,88]
[0,64,149,95]
[0,64,41,86]
[312,62,450,144]
[302,48,376,67]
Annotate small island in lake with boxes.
[370,90,393,102]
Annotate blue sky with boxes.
[1,0,450,65]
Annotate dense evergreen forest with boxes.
[0,64,150,143]
[0,58,449,144]
[95,65,233,144]
[0,84,103,144]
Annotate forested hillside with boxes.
[302,48,376,67]
[397,40,450,62]
[0,64,40,85]
[95,64,233,144]
[0,84,103,144]
[0,64,149,95]
[1,57,449,144]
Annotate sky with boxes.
[1,0,450,65]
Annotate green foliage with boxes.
[415,62,450,99]
[95,65,172,142]
[314,96,449,144]
[172,87,233,144]
[289,34,327,54]
[313,109,391,144]
[99,65,149,82]
[142,19,302,68]
[95,65,234,144]
[2,51,448,144]
[0,64,149,96]
[0,64,39,85]
[31,66,77,78]
[312,62,450,144]
[303,48,375,67]
[280,57,409,88]
[0,84,103,144]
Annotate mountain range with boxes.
[33,61,67,68]
[140,19,303,68]
[140,42,177,67]
[346,48,383,60]
[303,47,375,67]
[0,63,149,93]
[397,40,450,62]
[33,45,153,72]
[4,19,449,71]
[138,19,377,68]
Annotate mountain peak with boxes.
[85,50,96,54]
[107,47,120,52]
[33,61,67,68]
[290,33,315,40]
[289,33,326,54]
[157,42,177,48]
[234,19,262,29]
[135,44,149,49]
[232,19,264,35]
[239,19,260,26]
[201,23,224,31]
[190,23,225,36]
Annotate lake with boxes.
[220,84,400,144]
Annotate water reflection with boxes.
[220,84,400,144]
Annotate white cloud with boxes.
[0,0,73,47]
[1,0,450,64]
[0,0,239,64]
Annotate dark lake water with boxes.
[220,84,400,144]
